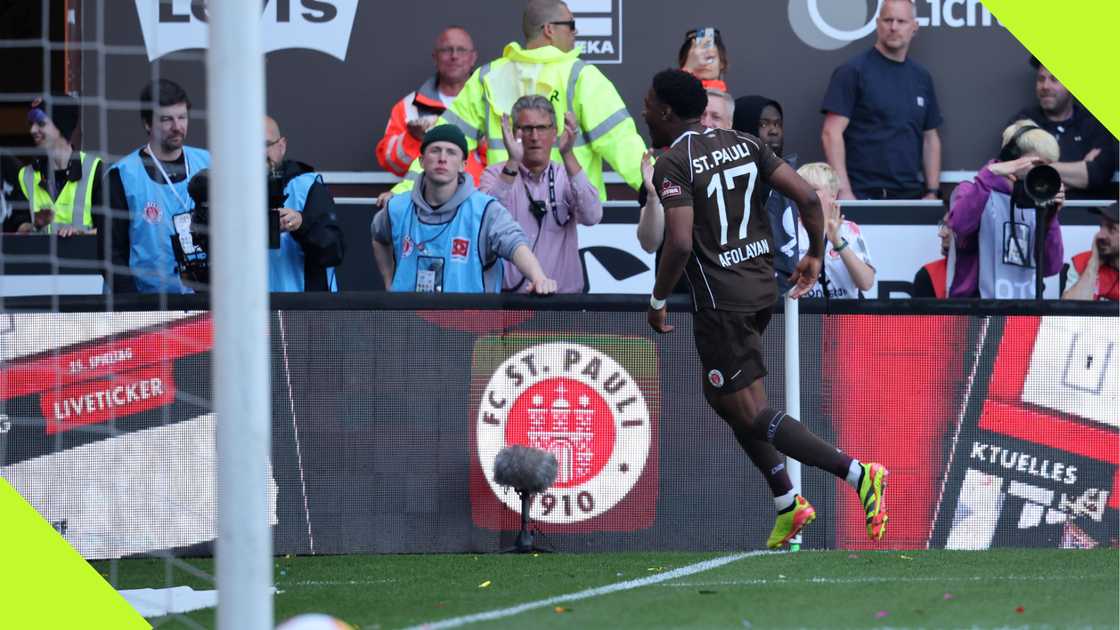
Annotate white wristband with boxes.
[649,294,667,310]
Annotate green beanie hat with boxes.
[420,124,468,158]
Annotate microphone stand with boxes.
[502,490,553,554]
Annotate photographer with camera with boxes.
[108,79,209,294]
[176,117,344,291]
[946,120,1065,298]
[479,95,602,293]
[262,115,344,291]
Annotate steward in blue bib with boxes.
[385,177,504,293]
[371,124,555,295]
[108,145,210,293]
[267,160,345,292]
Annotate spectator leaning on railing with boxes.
[479,95,602,293]
[1062,203,1118,301]
[375,26,486,183]
[947,120,1064,299]
[371,124,557,294]
[1008,57,1118,201]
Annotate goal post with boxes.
[207,3,273,628]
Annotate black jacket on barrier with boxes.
[275,159,345,292]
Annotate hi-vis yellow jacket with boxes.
[18,151,100,232]
[392,42,647,199]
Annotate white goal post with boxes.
[207,3,273,628]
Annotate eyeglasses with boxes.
[547,20,577,31]
[515,124,555,135]
[436,46,474,57]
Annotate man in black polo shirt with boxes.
[644,69,890,549]
[1008,57,1118,200]
[820,0,943,201]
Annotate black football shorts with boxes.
[692,307,772,395]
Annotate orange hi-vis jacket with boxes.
[1070,250,1120,301]
[922,258,949,298]
[376,75,486,183]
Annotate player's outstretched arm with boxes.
[648,205,693,333]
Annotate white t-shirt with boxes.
[796,219,874,299]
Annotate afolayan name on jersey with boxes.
[719,239,770,268]
[692,142,752,174]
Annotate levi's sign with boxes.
[134,0,359,61]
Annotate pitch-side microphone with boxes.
[494,444,557,494]
[493,445,558,554]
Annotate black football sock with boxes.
[752,407,853,480]
[745,439,794,497]
[729,424,794,502]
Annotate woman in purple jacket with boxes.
[947,120,1065,298]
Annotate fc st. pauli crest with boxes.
[476,341,652,524]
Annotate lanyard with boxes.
[145,144,191,214]
[408,203,457,253]
[522,165,569,227]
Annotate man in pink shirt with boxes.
[480,94,603,293]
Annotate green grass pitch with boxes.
[93,549,1119,629]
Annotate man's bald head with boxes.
[881,0,916,18]
[435,26,473,48]
[265,115,287,168]
[524,0,575,51]
[875,0,918,59]
[433,26,477,86]
[265,115,281,139]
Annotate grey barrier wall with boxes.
[80,1,1041,174]
[1,297,1116,558]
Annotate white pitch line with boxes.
[665,574,1105,587]
[404,551,771,630]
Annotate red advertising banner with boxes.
[39,364,177,435]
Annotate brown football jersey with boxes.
[653,126,785,312]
